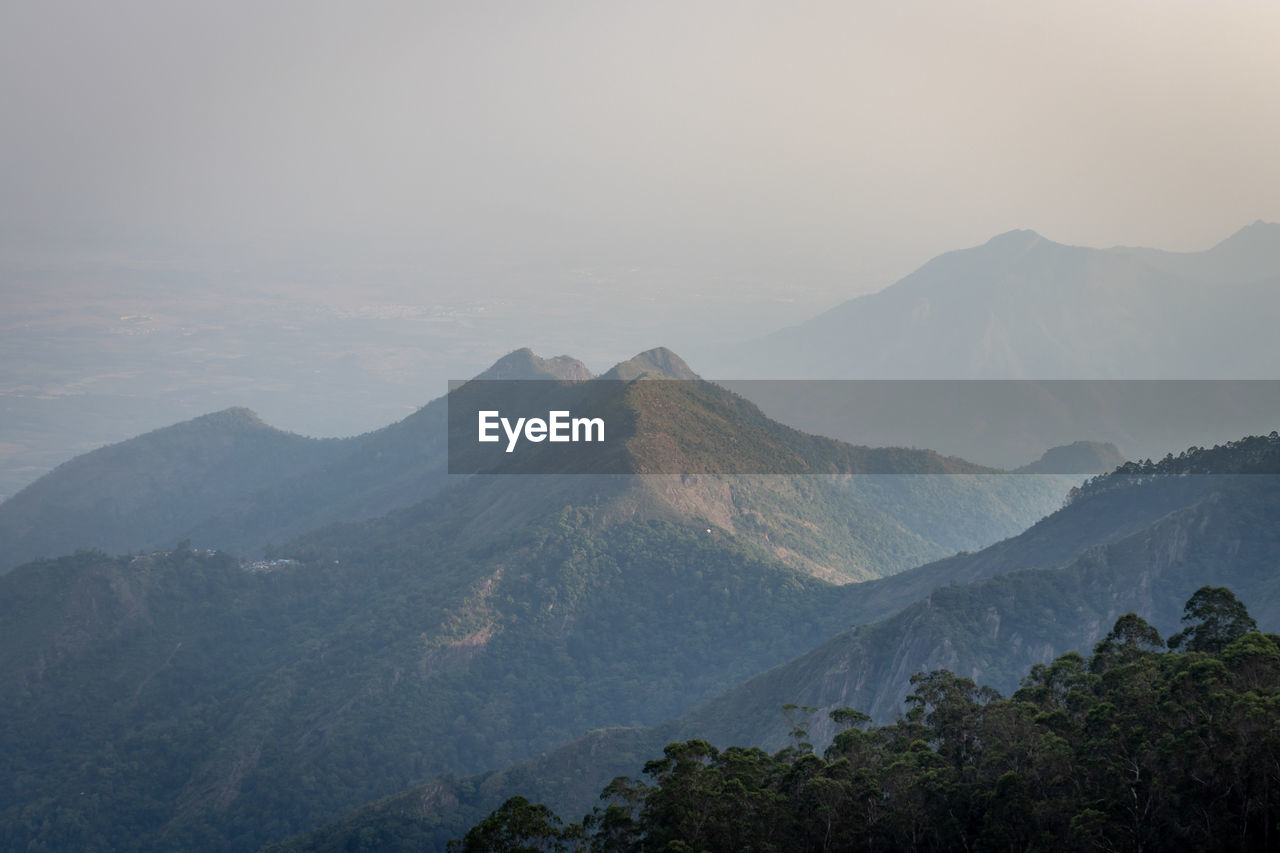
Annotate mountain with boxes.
[1119,218,1280,284]
[0,349,1069,852]
[679,476,1280,745]
[703,222,1280,381]
[186,348,593,555]
[697,223,1280,468]
[0,349,593,573]
[598,346,701,381]
[0,520,847,852]
[1014,440,1124,474]
[471,347,594,382]
[716,377,1280,472]
[273,435,1280,850]
[301,605,1280,853]
[0,408,344,571]
[687,439,1280,740]
[0,344,1065,578]
[442,349,1068,581]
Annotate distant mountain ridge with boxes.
[0,347,1064,575]
[473,347,593,381]
[598,347,700,381]
[320,349,1068,583]
[702,221,1280,380]
[0,408,344,570]
[1014,440,1124,474]
[0,349,593,572]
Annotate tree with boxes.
[449,796,577,853]
[1091,612,1164,672]
[905,670,998,770]
[451,589,1280,852]
[1167,586,1257,654]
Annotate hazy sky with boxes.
[3,0,1279,292]
[2,1,1280,493]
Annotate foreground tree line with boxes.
[453,587,1279,852]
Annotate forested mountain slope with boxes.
[0,351,1063,851]
[276,436,1280,851]
[447,602,1280,853]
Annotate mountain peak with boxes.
[475,348,593,381]
[983,228,1046,250]
[190,407,269,430]
[1014,440,1125,474]
[600,347,699,381]
[1211,219,1280,250]
[1197,220,1280,281]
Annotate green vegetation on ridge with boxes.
[0,510,855,851]
[446,589,1280,852]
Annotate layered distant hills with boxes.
[5,222,1280,852]
[0,348,1065,576]
[694,221,1280,467]
[6,345,1277,850]
[1,346,1074,850]
[0,348,590,572]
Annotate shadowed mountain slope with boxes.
[0,408,343,570]
[0,349,592,572]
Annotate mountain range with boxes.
[5,354,1275,850]
[695,221,1280,468]
[5,222,1277,502]
[0,348,1072,851]
[0,348,588,573]
[4,222,1279,852]
[0,348,1068,577]
[272,436,1280,851]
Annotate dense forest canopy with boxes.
[448,588,1280,853]
[1069,432,1280,504]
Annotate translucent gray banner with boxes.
[446,379,1280,475]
